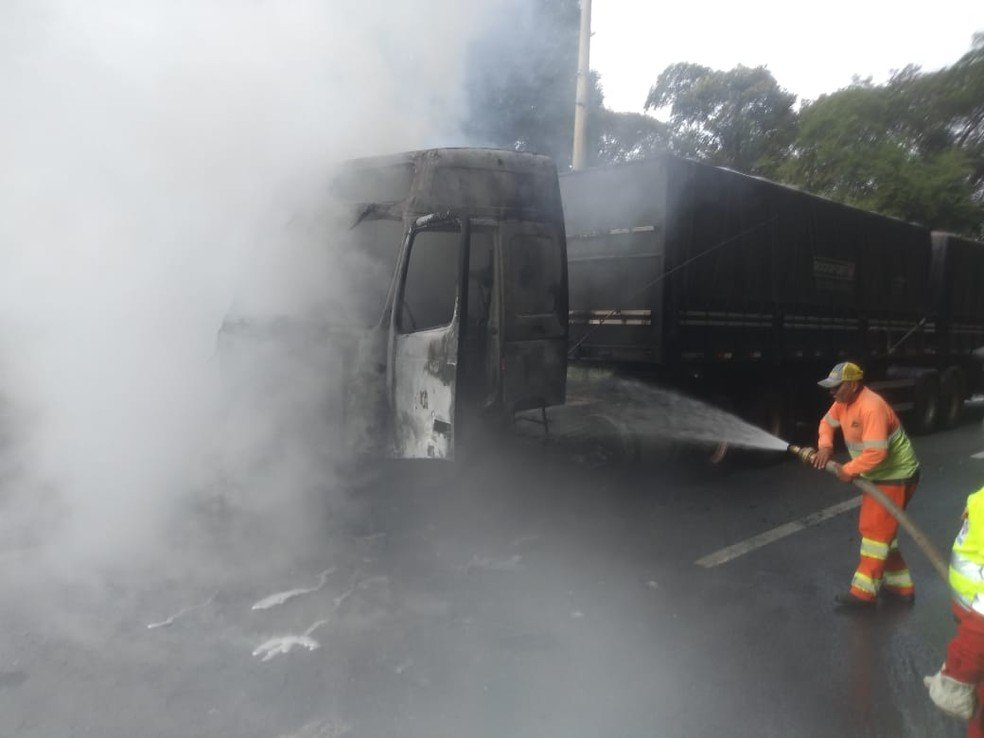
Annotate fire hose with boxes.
[787,444,949,583]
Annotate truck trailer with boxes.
[560,155,984,450]
[221,149,983,463]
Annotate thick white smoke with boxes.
[0,0,506,579]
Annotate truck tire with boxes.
[940,367,967,429]
[909,372,941,435]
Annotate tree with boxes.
[779,39,984,238]
[463,0,605,170]
[644,63,797,175]
[594,110,671,164]
[889,34,984,205]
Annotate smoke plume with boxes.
[0,0,505,580]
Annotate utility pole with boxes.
[571,0,591,171]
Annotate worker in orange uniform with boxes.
[813,361,921,609]
[923,486,984,733]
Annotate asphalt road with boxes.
[2,408,983,737]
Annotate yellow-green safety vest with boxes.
[949,486,984,614]
[846,426,920,482]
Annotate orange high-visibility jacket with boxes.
[818,386,920,481]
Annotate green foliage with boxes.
[779,38,984,238]
[644,63,797,175]
[594,111,671,164]
[890,34,984,198]
[779,83,898,199]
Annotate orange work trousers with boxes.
[849,478,918,602]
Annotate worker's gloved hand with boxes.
[924,668,976,720]
[813,447,833,469]
[834,465,855,483]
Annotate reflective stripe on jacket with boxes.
[950,488,984,615]
[818,386,920,481]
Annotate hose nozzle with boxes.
[787,444,818,465]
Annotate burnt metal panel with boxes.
[501,221,568,342]
[335,148,563,225]
[501,338,567,412]
[342,148,568,423]
[391,323,459,459]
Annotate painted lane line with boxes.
[971,451,984,459]
[695,496,862,568]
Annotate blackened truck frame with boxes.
[334,148,568,460]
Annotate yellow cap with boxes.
[817,361,863,388]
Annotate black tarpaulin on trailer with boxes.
[561,155,938,365]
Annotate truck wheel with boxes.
[909,373,941,435]
[940,367,967,429]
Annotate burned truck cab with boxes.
[333,148,568,459]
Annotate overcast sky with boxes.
[591,0,984,113]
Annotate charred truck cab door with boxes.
[389,214,469,459]
[500,221,568,413]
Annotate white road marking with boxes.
[695,496,862,568]
[971,451,984,459]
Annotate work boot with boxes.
[834,592,876,610]
[881,589,915,605]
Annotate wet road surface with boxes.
[2,412,983,737]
